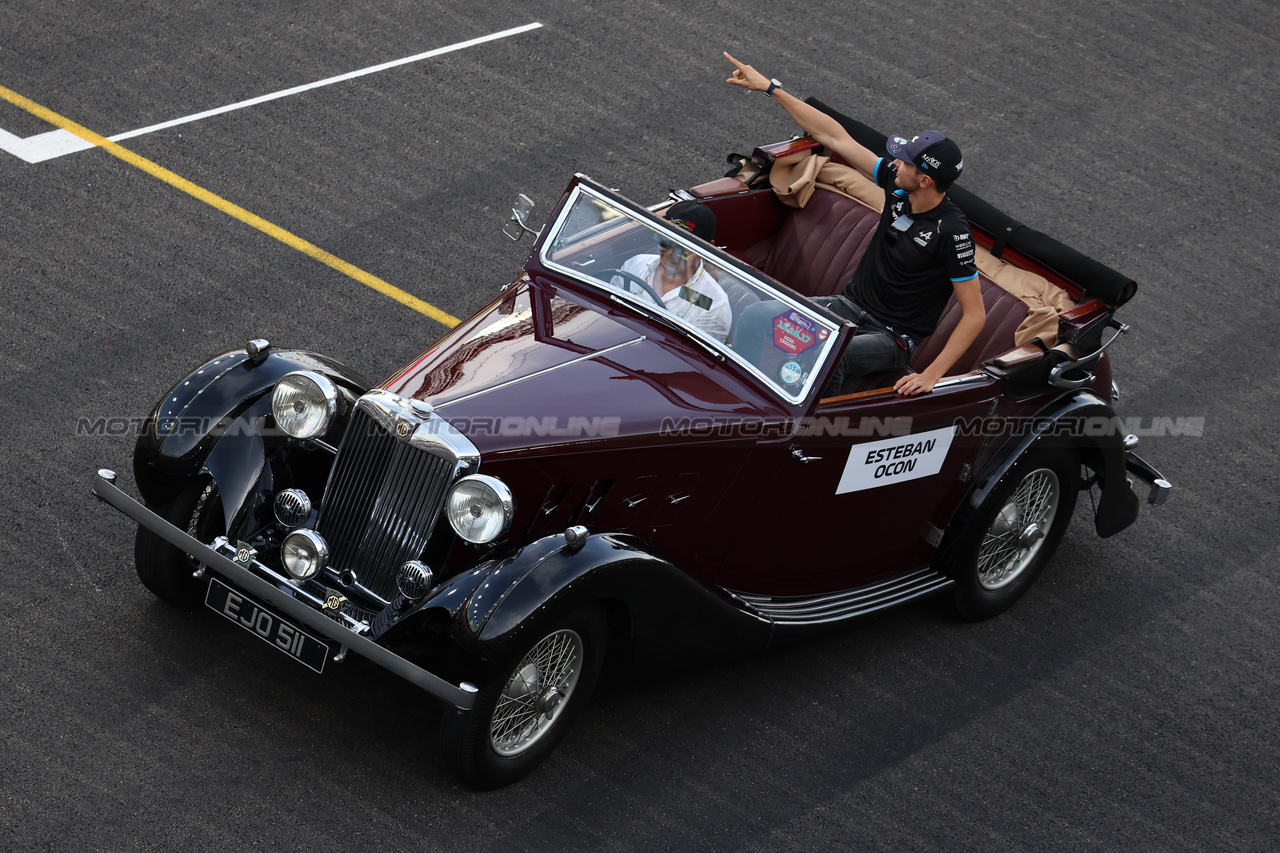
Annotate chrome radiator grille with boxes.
[316,396,467,602]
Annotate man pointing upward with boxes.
[724,52,984,396]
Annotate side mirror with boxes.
[502,193,539,241]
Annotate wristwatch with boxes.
[766,78,782,96]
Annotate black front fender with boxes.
[132,345,371,529]
[424,532,772,678]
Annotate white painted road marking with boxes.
[0,22,543,163]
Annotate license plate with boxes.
[205,577,330,674]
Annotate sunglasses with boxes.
[654,235,694,259]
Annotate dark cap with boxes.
[664,200,716,241]
[886,131,964,183]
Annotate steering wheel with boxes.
[599,269,665,308]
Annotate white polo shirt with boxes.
[618,254,732,343]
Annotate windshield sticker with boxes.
[779,360,803,385]
[772,310,818,355]
[835,426,956,494]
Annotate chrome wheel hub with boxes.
[536,686,564,717]
[490,628,584,757]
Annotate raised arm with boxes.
[724,52,880,180]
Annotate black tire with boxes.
[951,448,1079,621]
[440,605,607,789]
[134,478,223,607]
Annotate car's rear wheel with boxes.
[951,448,1079,621]
[134,478,223,607]
[440,605,607,789]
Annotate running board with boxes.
[732,568,953,625]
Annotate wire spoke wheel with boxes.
[490,628,584,757]
[976,467,1061,590]
[441,606,606,789]
[950,448,1078,621]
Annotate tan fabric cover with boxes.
[973,254,1075,346]
[769,150,830,208]
[768,154,1072,346]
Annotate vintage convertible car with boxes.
[94,106,1169,788]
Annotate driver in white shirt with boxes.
[618,201,732,343]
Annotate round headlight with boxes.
[281,529,329,580]
[446,475,514,544]
[272,372,339,440]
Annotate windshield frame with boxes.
[537,178,844,405]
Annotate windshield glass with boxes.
[540,183,840,403]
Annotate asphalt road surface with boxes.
[2,1,1276,850]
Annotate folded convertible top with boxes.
[807,98,1138,307]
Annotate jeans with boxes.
[813,296,913,396]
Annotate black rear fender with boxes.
[938,391,1140,566]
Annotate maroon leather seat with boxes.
[742,188,1029,393]
[909,277,1028,375]
[758,190,880,299]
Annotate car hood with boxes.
[379,279,789,457]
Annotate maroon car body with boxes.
[95,117,1169,787]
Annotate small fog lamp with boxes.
[281,529,329,580]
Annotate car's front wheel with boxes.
[951,448,1079,621]
[440,606,607,789]
[134,478,223,607]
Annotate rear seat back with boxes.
[760,190,880,298]
[744,187,1030,382]
[909,277,1028,375]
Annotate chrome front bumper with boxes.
[92,469,478,711]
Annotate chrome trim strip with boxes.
[438,336,647,407]
[358,388,480,468]
[92,472,478,710]
[732,568,953,625]
[933,371,989,390]
[825,371,990,404]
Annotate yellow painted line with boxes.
[0,83,460,328]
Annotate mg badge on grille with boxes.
[396,421,411,438]
[233,541,257,568]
